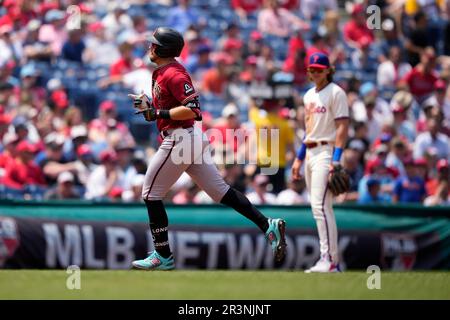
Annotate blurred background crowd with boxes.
[0,0,449,206]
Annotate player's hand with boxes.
[128,91,151,113]
[291,158,303,180]
[142,107,157,122]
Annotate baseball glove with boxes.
[327,164,351,196]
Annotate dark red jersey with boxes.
[151,61,201,132]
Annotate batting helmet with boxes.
[148,27,184,58]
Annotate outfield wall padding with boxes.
[0,200,449,270]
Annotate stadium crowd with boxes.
[0,0,449,206]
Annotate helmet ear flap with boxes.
[154,44,181,58]
[154,45,165,58]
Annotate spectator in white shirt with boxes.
[83,22,120,66]
[101,3,133,41]
[414,117,449,161]
[85,149,125,200]
[352,82,392,128]
[276,179,308,205]
[300,0,337,21]
[377,46,412,89]
[74,144,95,184]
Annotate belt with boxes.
[160,126,194,139]
[305,141,329,149]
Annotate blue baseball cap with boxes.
[20,64,38,78]
[197,44,211,54]
[308,52,330,69]
[367,177,380,188]
[359,82,376,96]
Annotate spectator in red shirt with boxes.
[231,0,262,21]
[110,41,134,77]
[285,29,305,64]
[98,40,137,88]
[0,0,28,29]
[48,89,69,131]
[202,52,234,96]
[3,140,45,189]
[240,55,265,83]
[402,47,439,103]
[424,180,450,206]
[426,159,449,196]
[277,0,299,10]
[0,113,12,144]
[283,32,307,88]
[223,38,244,68]
[217,23,242,51]
[243,31,264,58]
[0,132,18,170]
[343,4,375,50]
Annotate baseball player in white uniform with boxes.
[292,53,350,273]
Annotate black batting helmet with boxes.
[148,27,184,58]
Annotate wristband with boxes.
[296,143,306,160]
[332,147,343,163]
[157,109,171,119]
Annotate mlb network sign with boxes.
[2,216,442,270]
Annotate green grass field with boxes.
[0,270,449,300]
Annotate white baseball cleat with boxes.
[305,256,341,273]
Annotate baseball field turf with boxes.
[0,270,449,299]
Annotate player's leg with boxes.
[305,147,340,273]
[132,138,190,270]
[186,140,287,262]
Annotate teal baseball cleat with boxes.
[132,251,175,270]
[265,218,287,262]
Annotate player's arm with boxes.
[164,106,195,120]
[165,104,198,121]
[331,86,350,166]
[332,118,349,165]
[156,97,202,121]
[292,134,307,180]
[334,118,349,149]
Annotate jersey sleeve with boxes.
[168,70,202,120]
[333,88,349,120]
[168,71,199,105]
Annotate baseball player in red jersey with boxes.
[129,27,286,270]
